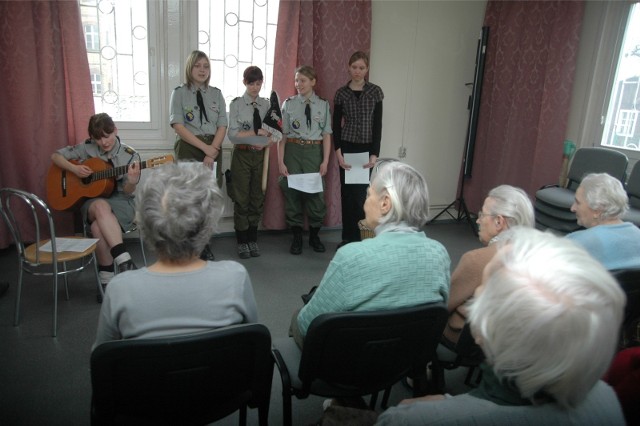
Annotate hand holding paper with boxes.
[344,152,370,184]
[287,173,323,193]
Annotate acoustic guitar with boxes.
[47,154,174,211]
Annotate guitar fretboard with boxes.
[89,159,153,182]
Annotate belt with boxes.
[287,138,322,145]
[196,134,215,143]
[234,144,263,151]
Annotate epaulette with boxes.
[84,138,92,144]
[173,85,182,91]
[317,95,328,102]
[231,96,241,102]
[286,95,297,101]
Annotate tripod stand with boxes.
[426,164,477,236]
[427,27,488,237]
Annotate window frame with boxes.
[571,2,640,163]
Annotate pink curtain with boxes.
[262,0,372,229]
[461,1,584,213]
[0,0,94,248]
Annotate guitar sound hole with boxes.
[81,177,92,185]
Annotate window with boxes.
[601,4,640,151]
[79,0,152,123]
[90,72,102,95]
[84,24,99,51]
[198,0,280,105]
[77,0,279,148]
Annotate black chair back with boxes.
[566,147,628,189]
[612,269,640,342]
[90,324,273,426]
[272,303,447,426]
[535,147,629,233]
[623,162,640,227]
[298,303,447,395]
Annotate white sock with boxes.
[113,252,131,266]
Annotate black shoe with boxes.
[248,241,260,257]
[309,236,325,253]
[200,244,215,261]
[237,243,251,259]
[116,259,137,274]
[290,228,303,255]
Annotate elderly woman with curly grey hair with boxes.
[290,161,450,349]
[443,184,534,346]
[377,228,626,425]
[567,172,640,270]
[93,163,257,348]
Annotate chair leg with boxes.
[381,387,392,409]
[282,392,292,426]
[431,361,446,394]
[52,270,58,337]
[238,404,247,426]
[139,236,147,266]
[369,392,379,410]
[13,265,24,326]
[258,403,269,426]
[93,253,104,300]
[62,261,70,301]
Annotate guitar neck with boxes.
[92,160,150,182]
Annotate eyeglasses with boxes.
[477,211,495,219]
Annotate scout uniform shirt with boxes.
[282,92,332,141]
[169,84,228,136]
[228,92,270,141]
[169,84,228,161]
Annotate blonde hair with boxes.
[295,65,317,81]
[184,50,211,89]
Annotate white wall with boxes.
[370,0,487,213]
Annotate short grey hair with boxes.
[371,161,430,228]
[579,173,629,220]
[468,227,625,408]
[486,185,534,228]
[135,162,224,261]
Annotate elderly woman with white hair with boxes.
[290,161,450,349]
[443,185,534,346]
[93,163,258,348]
[567,172,640,270]
[377,228,626,425]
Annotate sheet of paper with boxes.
[227,134,269,146]
[287,173,323,194]
[344,152,371,184]
[39,238,99,253]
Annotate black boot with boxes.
[236,230,250,259]
[309,227,325,253]
[290,226,303,255]
[247,226,260,257]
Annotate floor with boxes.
[0,222,481,425]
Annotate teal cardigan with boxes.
[297,229,450,337]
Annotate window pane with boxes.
[79,0,151,122]
[198,0,280,105]
[602,4,640,151]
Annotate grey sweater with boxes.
[93,261,258,349]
